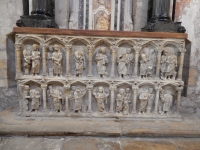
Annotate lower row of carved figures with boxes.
[20,85,176,116]
[23,44,178,80]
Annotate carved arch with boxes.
[162,41,181,51]
[18,36,43,46]
[69,38,90,46]
[21,80,41,86]
[93,81,110,87]
[47,80,65,86]
[141,41,159,52]
[116,39,136,47]
[45,37,66,47]
[116,82,132,87]
[70,81,87,86]
[138,82,155,88]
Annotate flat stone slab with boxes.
[0,106,200,137]
[0,137,200,150]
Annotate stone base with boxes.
[16,15,58,28]
[0,105,200,137]
[142,19,186,33]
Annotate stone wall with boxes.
[0,0,200,114]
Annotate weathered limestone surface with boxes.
[0,137,200,150]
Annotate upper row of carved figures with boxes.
[21,43,184,80]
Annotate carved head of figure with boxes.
[33,44,39,51]
[140,53,147,60]
[98,86,104,93]
[119,88,125,95]
[100,47,106,55]
[148,88,153,94]
[71,86,76,91]
[126,48,131,54]
[126,88,130,93]
[54,45,60,52]
[163,49,168,56]
[24,85,30,91]
[49,46,54,52]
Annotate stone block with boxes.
[188,77,196,86]
[189,68,197,77]
[0,69,7,79]
[0,51,7,60]
[0,79,8,87]
[0,60,7,69]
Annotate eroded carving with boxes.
[52,45,63,77]
[74,49,86,77]
[30,89,41,113]
[31,44,41,76]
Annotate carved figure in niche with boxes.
[69,86,86,113]
[47,85,54,109]
[93,86,109,115]
[146,88,154,113]
[116,88,125,114]
[31,44,40,76]
[74,49,86,77]
[140,49,156,79]
[47,46,54,76]
[95,47,109,78]
[160,90,173,115]
[123,88,131,115]
[96,13,109,30]
[50,87,63,112]
[30,89,41,112]
[138,89,149,114]
[52,45,63,77]
[161,49,177,80]
[23,46,32,75]
[22,85,30,112]
[98,0,105,5]
[117,48,133,78]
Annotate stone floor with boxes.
[0,137,200,150]
[0,106,200,149]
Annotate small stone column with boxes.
[15,44,22,77]
[88,45,94,77]
[132,83,139,114]
[110,45,118,78]
[133,47,140,77]
[65,45,72,77]
[176,86,183,113]
[154,84,162,114]
[87,84,93,113]
[155,49,162,78]
[64,84,70,113]
[177,49,186,81]
[109,85,117,113]
[41,84,48,110]
[42,44,47,76]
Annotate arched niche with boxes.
[115,43,134,78]
[70,40,89,78]
[92,82,110,113]
[45,39,66,77]
[139,41,158,78]
[92,39,112,78]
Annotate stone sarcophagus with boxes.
[13,28,187,118]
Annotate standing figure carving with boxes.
[146,88,154,113]
[93,86,109,115]
[123,88,131,115]
[138,89,149,114]
[72,87,86,113]
[116,88,125,114]
[31,44,40,76]
[52,45,63,77]
[50,87,63,112]
[117,48,133,78]
[23,46,32,75]
[22,85,30,112]
[95,47,109,78]
[47,46,54,76]
[140,50,156,79]
[30,89,41,112]
[160,90,173,115]
[161,49,177,80]
[74,49,86,77]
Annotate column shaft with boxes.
[132,90,137,113]
[133,51,139,77]
[15,45,22,77]
[66,46,71,77]
[88,47,93,77]
[154,90,160,114]
[88,89,92,112]
[42,45,47,76]
[177,52,185,80]
[176,90,182,113]
[109,90,115,113]
[42,85,47,110]
[156,51,162,78]
[111,48,116,78]
[65,96,69,113]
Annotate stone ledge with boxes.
[0,105,200,138]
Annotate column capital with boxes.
[176,85,184,92]
[65,44,72,50]
[15,44,21,49]
[154,82,163,92]
[87,85,94,91]
[109,84,117,91]
[41,84,48,89]
[64,84,71,90]
[132,82,139,91]
[179,48,186,53]
[133,45,142,52]
[111,45,118,51]
[42,44,48,48]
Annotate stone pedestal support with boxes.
[87,85,93,113]
[42,44,47,76]
[177,51,185,81]
[15,44,22,77]
[109,85,117,113]
[156,50,162,78]
[41,84,47,110]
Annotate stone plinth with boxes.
[13,27,187,119]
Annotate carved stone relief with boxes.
[15,34,186,118]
